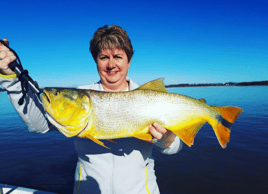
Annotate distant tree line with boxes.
[235,81,268,86]
[1,81,267,91]
[166,80,268,88]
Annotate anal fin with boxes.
[171,120,205,147]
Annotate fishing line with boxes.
[0,40,41,105]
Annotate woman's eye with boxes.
[100,56,109,60]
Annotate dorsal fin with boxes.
[199,98,207,103]
[136,78,167,93]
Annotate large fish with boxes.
[41,79,243,149]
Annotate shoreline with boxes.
[166,81,268,88]
[1,81,267,92]
[1,84,268,92]
[166,85,268,89]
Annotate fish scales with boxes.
[85,90,213,139]
[41,79,243,148]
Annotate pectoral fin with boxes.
[82,134,110,149]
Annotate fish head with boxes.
[41,88,91,137]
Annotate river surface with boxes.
[0,86,267,194]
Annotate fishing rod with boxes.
[0,40,41,105]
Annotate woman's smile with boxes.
[97,48,130,88]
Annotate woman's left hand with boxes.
[149,122,176,148]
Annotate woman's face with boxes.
[97,48,130,89]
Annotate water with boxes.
[0,86,267,194]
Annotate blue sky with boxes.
[2,0,267,87]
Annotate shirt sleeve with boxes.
[0,74,56,133]
[154,136,183,155]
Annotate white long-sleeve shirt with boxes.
[0,75,183,194]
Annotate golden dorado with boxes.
[41,79,243,149]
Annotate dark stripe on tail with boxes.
[216,115,233,129]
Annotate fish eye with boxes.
[54,92,59,96]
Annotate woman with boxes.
[0,25,183,194]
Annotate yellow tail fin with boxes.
[216,107,243,123]
[210,106,243,148]
[171,106,242,149]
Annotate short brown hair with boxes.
[90,25,134,63]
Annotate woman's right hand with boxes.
[0,38,16,75]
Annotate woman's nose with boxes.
[107,58,116,69]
